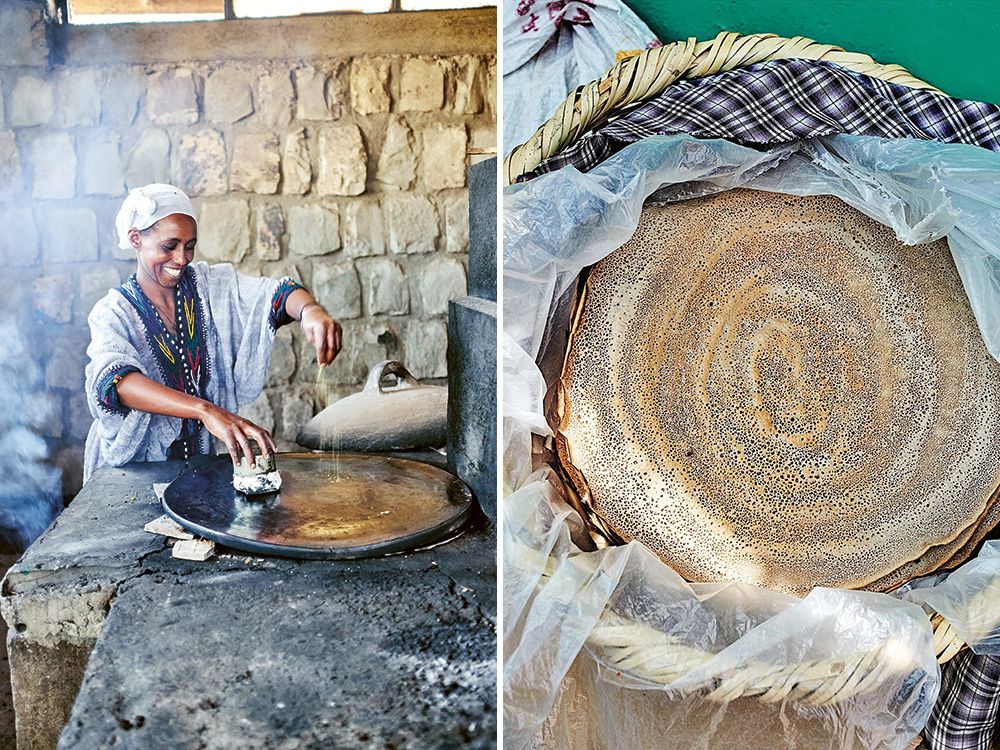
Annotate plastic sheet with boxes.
[502,134,1000,749]
[899,541,1000,656]
[502,0,659,153]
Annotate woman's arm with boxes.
[116,372,276,466]
[285,288,343,366]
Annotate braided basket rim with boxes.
[503,30,942,185]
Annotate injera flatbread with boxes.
[558,190,1000,596]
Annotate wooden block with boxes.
[144,515,194,541]
[172,539,215,561]
[152,483,171,503]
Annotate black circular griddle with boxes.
[162,452,473,559]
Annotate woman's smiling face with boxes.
[130,213,198,291]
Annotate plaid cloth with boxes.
[521,58,1000,181]
[925,650,1000,750]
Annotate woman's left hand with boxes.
[301,305,343,366]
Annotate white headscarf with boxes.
[115,184,197,251]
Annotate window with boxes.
[64,0,495,25]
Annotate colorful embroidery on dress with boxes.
[270,277,304,331]
[118,269,207,397]
[96,365,140,416]
[114,268,212,457]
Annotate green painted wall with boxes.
[622,0,1000,104]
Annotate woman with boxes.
[84,184,341,481]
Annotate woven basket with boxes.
[509,32,1000,704]
[503,31,940,185]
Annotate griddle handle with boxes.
[364,360,421,394]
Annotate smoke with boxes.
[0,320,62,552]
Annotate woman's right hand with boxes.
[199,403,277,467]
[114,372,277,467]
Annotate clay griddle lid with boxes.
[163,452,472,559]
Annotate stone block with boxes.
[125,128,171,188]
[447,296,497,523]
[279,386,316,441]
[258,70,293,128]
[204,67,254,123]
[313,382,355,411]
[421,123,467,190]
[451,57,484,115]
[146,68,199,126]
[79,267,121,316]
[45,337,88,392]
[112,244,134,262]
[294,66,333,121]
[341,199,385,258]
[350,58,390,115]
[266,259,305,287]
[317,124,367,197]
[175,129,227,197]
[80,134,125,196]
[0,2,48,67]
[265,327,296,387]
[40,208,98,264]
[55,445,85,498]
[254,204,284,261]
[441,191,469,255]
[287,205,339,257]
[0,131,22,202]
[375,115,416,191]
[418,257,466,316]
[9,75,53,127]
[311,320,401,385]
[197,199,250,263]
[67,392,93,441]
[385,195,438,255]
[25,392,63,440]
[399,59,444,112]
[0,284,31,323]
[358,257,408,317]
[468,122,496,153]
[281,128,311,195]
[56,68,101,128]
[312,262,361,320]
[31,132,75,200]
[403,318,447,379]
[0,208,39,267]
[485,59,498,117]
[0,332,40,387]
[238,391,275,435]
[468,157,497,301]
[326,64,349,120]
[8,637,93,750]
[101,67,143,126]
[231,133,280,194]
[32,274,74,324]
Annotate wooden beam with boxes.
[63,7,496,63]
[71,0,222,15]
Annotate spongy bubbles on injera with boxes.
[559,190,1000,596]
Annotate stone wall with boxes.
[0,1,497,498]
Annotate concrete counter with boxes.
[1,458,496,749]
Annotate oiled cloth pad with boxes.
[558,190,1000,595]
